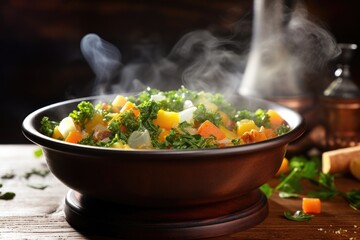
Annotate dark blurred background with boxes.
[1,0,359,143]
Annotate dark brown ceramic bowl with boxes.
[22,94,305,208]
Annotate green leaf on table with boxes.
[308,189,337,200]
[1,171,15,179]
[275,168,302,193]
[288,156,307,170]
[279,191,300,198]
[306,173,338,200]
[24,168,50,179]
[27,183,48,190]
[33,148,43,158]
[344,190,360,210]
[284,210,314,222]
[0,192,16,200]
[301,161,319,179]
[318,173,336,191]
[274,155,358,211]
[260,183,273,198]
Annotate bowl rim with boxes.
[22,95,306,158]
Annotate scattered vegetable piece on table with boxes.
[260,155,360,211]
[275,157,289,177]
[0,192,16,200]
[302,197,321,214]
[350,158,360,181]
[284,210,314,222]
[322,145,360,174]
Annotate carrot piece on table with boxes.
[302,197,321,214]
[65,130,83,144]
[197,120,226,140]
[275,157,289,176]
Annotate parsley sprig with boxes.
[261,155,360,210]
[154,122,218,149]
[284,210,314,222]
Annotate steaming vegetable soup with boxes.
[40,87,290,149]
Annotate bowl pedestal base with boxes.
[64,189,268,239]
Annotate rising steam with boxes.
[80,34,122,95]
[81,31,247,96]
[80,0,339,98]
[239,0,340,98]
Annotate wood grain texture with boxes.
[0,145,359,240]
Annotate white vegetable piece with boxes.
[183,100,194,109]
[128,129,152,149]
[150,93,166,102]
[179,106,197,123]
[58,116,77,138]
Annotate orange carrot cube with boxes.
[302,198,321,214]
[197,120,226,140]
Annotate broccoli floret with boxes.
[193,104,222,127]
[277,124,291,135]
[69,101,95,127]
[207,93,237,118]
[132,88,160,105]
[39,117,59,137]
[235,109,270,128]
[137,101,160,141]
[157,90,184,112]
[155,122,218,149]
[107,119,127,142]
[119,111,140,137]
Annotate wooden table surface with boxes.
[0,144,359,240]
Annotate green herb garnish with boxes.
[27,183,48,190]
[155,122,218,149]
[193,104,222,127]
[0,192,16,200]
[34,148,43,158]
[1,171,15,179]
[235,109,271,128]
[39,117,59,137]
[69,101,95,127]
[284,210,314,222]
[261,155,360,210]
[24,168,50,179]
[137,100,161,141]
[344,190,360,210]
[260,183,273,198]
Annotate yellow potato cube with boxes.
[85,113,106,133]
[112,95,127,108]
[219,125,237,139]
[267,109,285,128]
[52,126,63,139]
[236,119,259,136]
[153,110,180,130]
